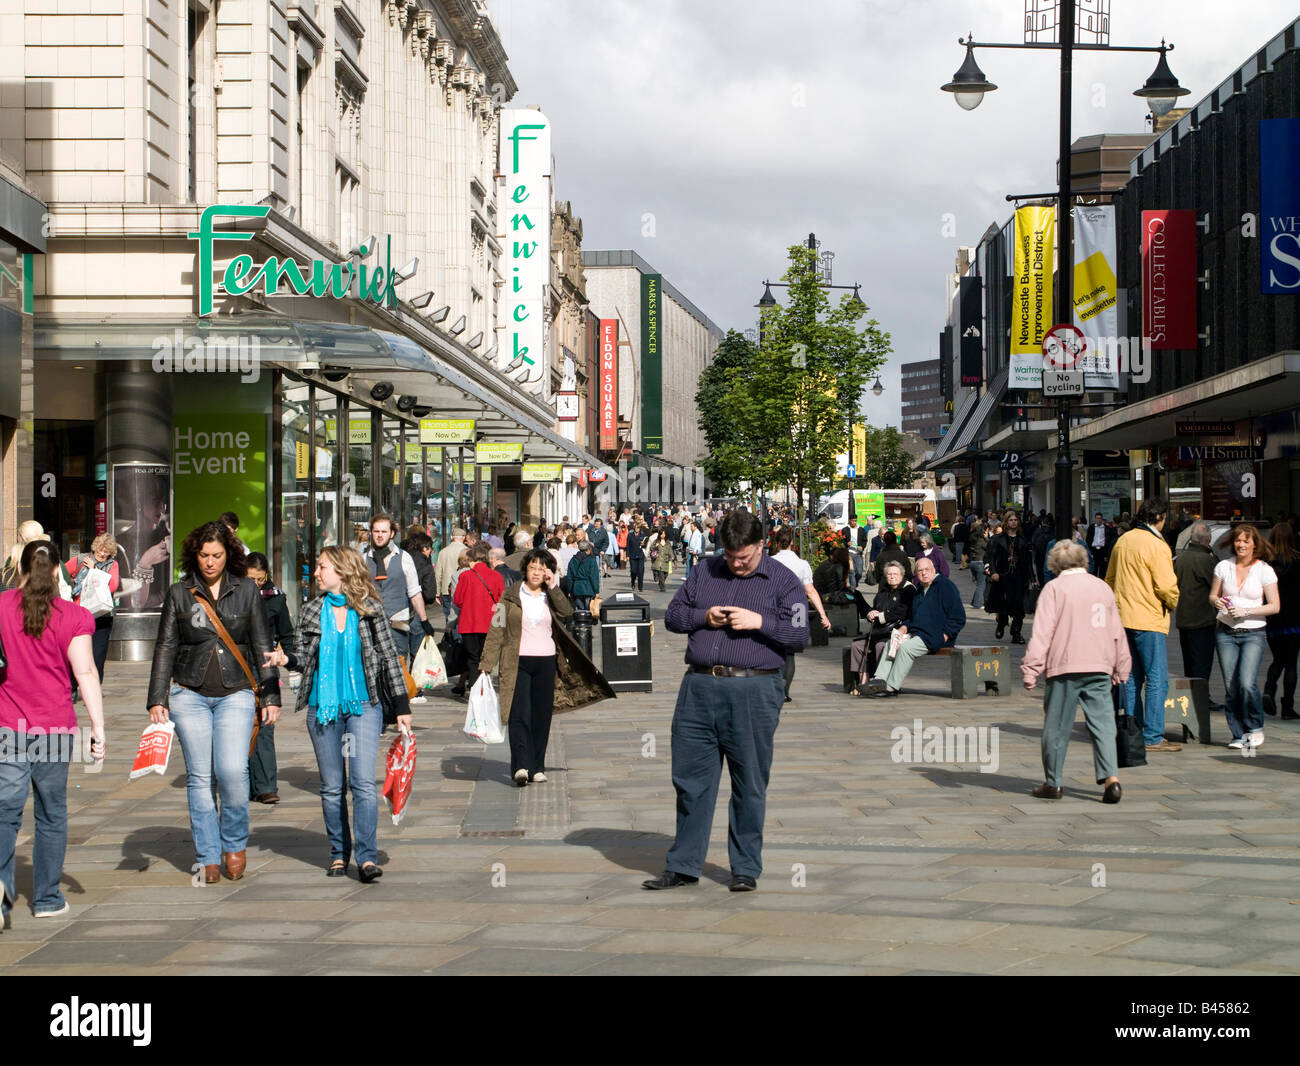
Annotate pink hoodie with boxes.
[1021,569,1132,686]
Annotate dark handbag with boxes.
[364,616,408,725]
[190,589,263,758]
[439,630,469,676]
[1115,711,1147,768]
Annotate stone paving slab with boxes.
[4,571,1299,974]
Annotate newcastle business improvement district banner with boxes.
[1011,205,1055,389]
[1072,205,1120,389]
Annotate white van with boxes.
[817,489,936,532]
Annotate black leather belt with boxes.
[691,665,781,677]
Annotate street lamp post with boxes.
[941,3,1188,540]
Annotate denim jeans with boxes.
[1216,627,1266,738]
[0,732,74,915]
[307,701,382,868]
[1123,629,1169,745]
[971,565,987,609]
[168,685,256,866]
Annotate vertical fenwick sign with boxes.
[599,319,619,451]
[499,110,552,395]
[1141,209,1197,350]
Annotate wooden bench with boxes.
[1164,676,1212,744]
[935,645,1007,697]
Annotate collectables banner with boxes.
[1260,118,1300,294]
[1141,209,1197,350]
[1072,205,1120,389]
[1010,205,1055,389]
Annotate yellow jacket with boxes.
[1105,524,1180,633]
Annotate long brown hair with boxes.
[1229,524,1274,563]
[319,545,380,616]
[18,540,60,637]
[1267,521,1299,565]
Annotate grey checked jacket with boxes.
[283,595,411,719]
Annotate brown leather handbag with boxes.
[190,589,265,757]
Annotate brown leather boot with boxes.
[204,865,221,884]
[223,851,246,880]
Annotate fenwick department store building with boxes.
[16,202,603,660]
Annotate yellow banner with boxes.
[521,462,563,483]
[294,441,309,479]
[1012,205,1055,356]
[851,423,866,473]
[419,418,476,444]
[475,442,524,464]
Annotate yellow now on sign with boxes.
[475,442,524,464]
[521,463,563,483]
[419,418,475,444]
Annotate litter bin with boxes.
[599,592,653,692]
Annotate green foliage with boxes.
[860,425,916,489]
[695,330,758,496]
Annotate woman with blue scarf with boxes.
[268,546,411,881]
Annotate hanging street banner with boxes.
[1011,205,1055,389]
[499,110,552,394]
[958,276,983,387]
[1072,205,1120,388]
[521,463,564,483]
[419,418,475,445]
[641,273,663,454]
[1261,118,1300,294]
[475,442,525,465]
[599,318,619,451]
[1142,209,1197,350]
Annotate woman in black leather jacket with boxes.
[147,521,280,884]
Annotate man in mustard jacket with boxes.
[1106,498,1182,751]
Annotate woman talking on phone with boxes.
[147,521,280,884]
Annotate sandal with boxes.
[326,860,348,878]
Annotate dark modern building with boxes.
[899,358,945,447]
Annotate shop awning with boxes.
[33,314,603,469]
[926,388,979,466]
[1071,351,1300,450]
[926,368,1008,468]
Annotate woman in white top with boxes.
[1209,525,1279,748]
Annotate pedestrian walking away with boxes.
[1021,541,1130,803]
[1210,524,1279,749]
[452,541,505,696]
[243,552,293,805]
[63,533,120,701]
[626,522,646,592]
[986,510,1030,643]
[267,546,411,882]
[0,541,107,924]
[478,549,614,786]
[768,526,832,702]
[1262,522,1300,720]
[1173,521,1218,695]
[1105,498,1181,752]
[643,511,809,893]
[146,521,281,884]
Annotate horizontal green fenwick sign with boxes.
[188,205,400,316]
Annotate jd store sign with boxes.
[188,205,402,316]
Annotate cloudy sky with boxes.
[491,0,1297,431]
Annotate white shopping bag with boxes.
[129,722,175,779]
[463,672,504,744]
[411,635,447,690]
[80,567,115,618]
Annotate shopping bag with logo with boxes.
[79,566,115,618]
[381,729,418,825]
[410,635,447,689]
[129,721,176,779]
[463,672,504,744]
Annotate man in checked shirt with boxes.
[642,510,810,892]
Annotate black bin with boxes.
[599,592,653,693]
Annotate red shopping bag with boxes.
[129,722,175,779]
[381,730,417,825]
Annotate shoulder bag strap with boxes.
[470,567,500,604]
[189,588,261,707]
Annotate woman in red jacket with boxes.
[452,540,504,697]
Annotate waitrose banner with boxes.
[1011,205,1055,389]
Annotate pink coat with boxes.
[1021,569,1131,686]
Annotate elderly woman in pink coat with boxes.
[1021,540,1131,804]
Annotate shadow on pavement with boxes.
[118,826,199,874]
[6,854,85,904]
[563,828,731,884]
[1206,753,1300,774]
[440,755,482,781]
[910,766,1040,794]
[277,765,322,795]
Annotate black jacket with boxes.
[873,546,913,586]
[813,560,851,604]
[147,575,281,709]
[406,546,439,606]
[626,531,644,562]
[868,581,915,639]
[260,587,295,646]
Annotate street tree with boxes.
[695,330,759,496]
[860,425,916,488]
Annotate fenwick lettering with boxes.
[188,205,399,317]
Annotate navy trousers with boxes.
[665,671,782,880]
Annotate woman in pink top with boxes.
[1021,540,1131,804]
[0,541,106,923]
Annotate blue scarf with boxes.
[310,592,368,726]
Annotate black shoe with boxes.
[326,860,348,877]
[641,870,699,890]
[727,874,757,892]
[995,628,1005,640]
[1282,708,1300,720]
[451,685,465,696]
[1011,634,1026,644]
[358,863,383,884]
[1263,693,1277,716]
[783,697,792,703]
[1032,783,1063,799]
[1103,781,1122,804]
[870,687,898,698]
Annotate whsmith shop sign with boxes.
[188,205,403,315]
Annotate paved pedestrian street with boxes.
[5,572,1299,976]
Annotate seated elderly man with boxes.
[868,554,966,697]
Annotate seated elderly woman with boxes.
[850,559,914,694]
[1021,539,1131,803]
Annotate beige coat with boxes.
[478,582,615,721]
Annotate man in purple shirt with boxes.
[642,510,809,893]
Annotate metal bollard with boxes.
[571,609,593,659]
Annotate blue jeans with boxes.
[1216,627,1266,738]
[307,702,382,868]
[971,565,987,609]
[0,732,74,915]
[1123,630,1169,745]
[168,686,257,866]
[666,672,782,880]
